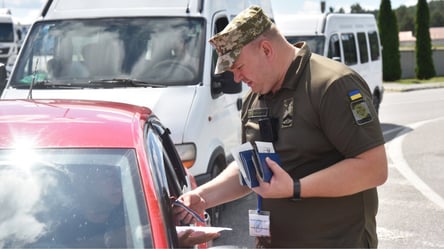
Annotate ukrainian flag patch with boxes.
[348,89,373,125]
[348,90,362,101]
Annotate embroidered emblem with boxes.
[281,98,294,128]
[248,108,269,119]
[350,99,373,125]
[348,89,372,125]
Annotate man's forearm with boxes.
[196,162,252,209]
[300,145,388,198]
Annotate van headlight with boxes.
[175,143,196,169]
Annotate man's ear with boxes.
[261,40,273,58]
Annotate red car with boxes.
[0,99,207,248]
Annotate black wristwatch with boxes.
[291,179,301,201]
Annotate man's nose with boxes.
[232,70,242,83]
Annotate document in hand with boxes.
[231,141,281,188]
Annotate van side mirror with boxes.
[332,57,341,62]
[0,63,6,96]
[211,71,242,96]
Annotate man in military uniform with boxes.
[175,6,388,248]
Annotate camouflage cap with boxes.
[209,5,273,74]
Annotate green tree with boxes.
[415,0,435,79]
[350,3,365,13]
[394,1,444,31]
[396,5,415,31]
[430,10,444,27]
[378,0,401,81]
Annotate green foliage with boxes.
[396,0,444,31]
[430,11,444,27]
[415,0,436,79]
[350,3,365,13]
[378,0,402,81]
[396,5,415,31]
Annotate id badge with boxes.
[248,210,270,237]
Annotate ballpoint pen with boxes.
[172,199,206,223]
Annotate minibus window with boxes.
[341,33,357,66]
[357,32,369,63]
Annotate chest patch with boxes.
[281,97,294,128]
[248,108,269,119]
[348,90,373,125]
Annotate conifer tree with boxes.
[415,0,435,79]
[378,0,401,81]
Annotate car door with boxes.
[144,116,191,247]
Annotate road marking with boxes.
[386,117,444,209]
[383,126,405,137]
[377,227,413,240]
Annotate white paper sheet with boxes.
[176,226,232,233]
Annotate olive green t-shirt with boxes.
[241,42,385,248]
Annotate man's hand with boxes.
[173,192,206,225]
[252,157,293,198]
[178,229,220,248]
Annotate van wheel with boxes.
[207,162,225,227]
[372,92,380,114]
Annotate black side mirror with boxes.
[211,71,242,96]
[0,63,7,96]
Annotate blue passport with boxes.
[232,141,281,188]
[251,141,281,183]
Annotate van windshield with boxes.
[9,17,205,88]
[285,36,325,55]
[0,23,14,42]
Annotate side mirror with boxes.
[211,71,242,96]
[0,63,6,96]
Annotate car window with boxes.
[0,148,152,248]
[145,116,190,247]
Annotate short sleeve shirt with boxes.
[241,42,385,248]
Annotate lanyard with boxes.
[257,194,262,213]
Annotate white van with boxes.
[0,0,274,224]
[275,13,384,112]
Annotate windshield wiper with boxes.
[14,78,166,89]
[88,78,166,88]
[15,80,85,89]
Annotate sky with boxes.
[1,0,423,25]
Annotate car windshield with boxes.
[285,35,325,55]
[9,17,205,88]
[0,148,152,248]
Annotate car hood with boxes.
[1,87,196,143]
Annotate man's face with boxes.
[229,41,274,94]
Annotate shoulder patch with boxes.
[348,89,363,101]
[350,99,373,125]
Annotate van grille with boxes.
[0,47,10,55]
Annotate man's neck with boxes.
[271,44,299,94]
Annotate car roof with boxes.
[0,99,153,148]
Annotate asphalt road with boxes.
[211,87,444,248]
